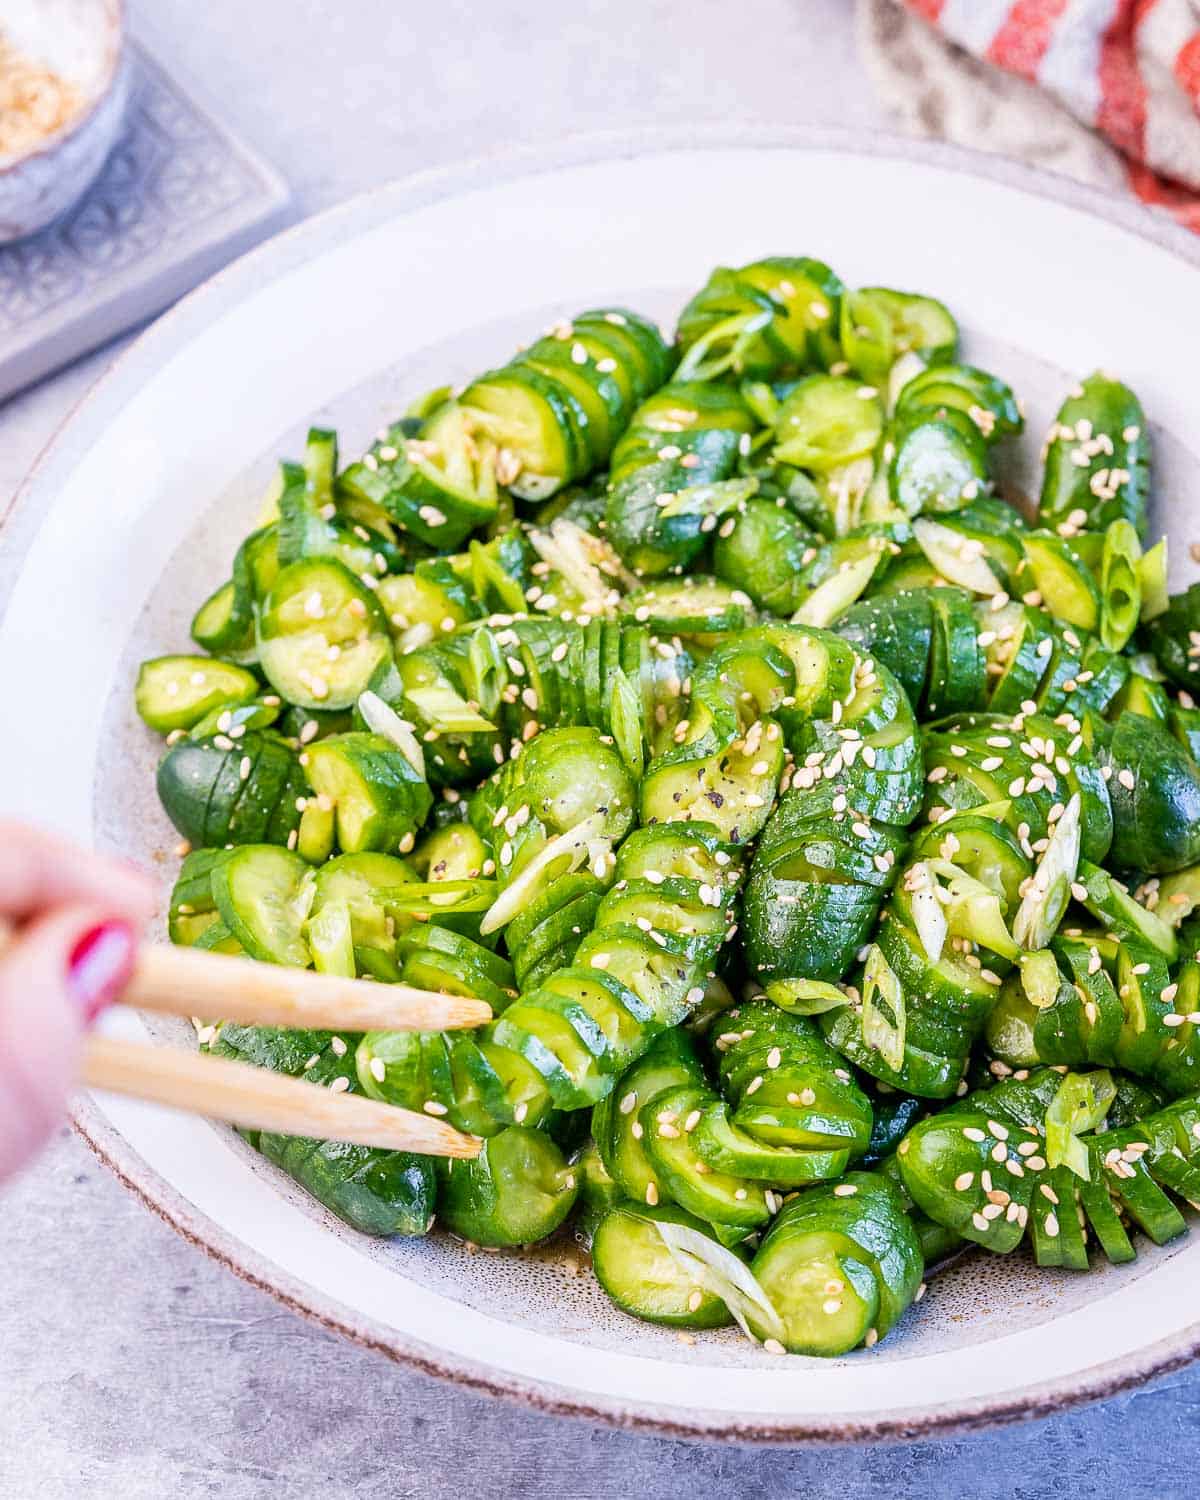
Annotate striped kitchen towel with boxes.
[897,0,1200,229]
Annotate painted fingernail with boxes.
[67,921,135,1024]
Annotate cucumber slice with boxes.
[593,1032,707,1204]
[438,1126,580,1246]
[1040,373,1149,537]
[211,845,313,966]
[460,367,586,499]
[592,1203,733,1328]
[191,579,255,659]
[258,558,392,712]
[305,895,355,976]
[712,497,816,616]
[774,376,884,474]
[859,287,958,362]
[889,409,988,516]
[573,308,673,400]
[692,1100,850,1184]
[340,406,499,548]
[155,732,306,850]
[518,338,626,467]
[640,1084,770,1231]
[1022,533,1101,633]
[620,577,755,635]
[304,732,432,854]
[750,1228,879,1354]
[135,656,259,734]
[896,364,1022,441]
[395,924,515,1012]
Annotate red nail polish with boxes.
[67,921,135,1024]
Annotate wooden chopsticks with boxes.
[123,942,492,1033]
[0,920,486,1158]
[82,1036,480,1157]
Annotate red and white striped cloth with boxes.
[901,0,1200,230]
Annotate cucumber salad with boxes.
[134,256,1200,1358]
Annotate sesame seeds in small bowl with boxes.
[0,0,128,244]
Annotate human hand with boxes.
[0,822,155,1183]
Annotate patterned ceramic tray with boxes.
[0,40,288,401]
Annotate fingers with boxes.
[0,822,155,927]
[0,904,137,1183]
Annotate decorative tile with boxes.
[0,42,289,399]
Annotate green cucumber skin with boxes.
[743,781,907,986]
[1039,373,1150,538]
[156,732,307,850]
[1145,582,1200,689]
[605,382,756,578]
[676,256,846,377]
[591,1202,734,1328]
[897,1069,1200,1269]
[750,1172,923,1352]
[437,1126,580,1247]
[1103,711,1200,873]
[211,1024,435,1237]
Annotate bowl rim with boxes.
[0,0,126,173]
[9,122,1200,1443]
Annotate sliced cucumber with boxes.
[135,656,259,734]
[304,732,432,854]
[258,558,392,712]
[592,1203,733,1328]
[211,844,313,966]
[438,1126,580,1246]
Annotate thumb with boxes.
[0,906,136,1184]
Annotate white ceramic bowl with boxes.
[3,129,1200,1442]
[0,0,127,243]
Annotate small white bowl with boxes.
[0,0,127,244]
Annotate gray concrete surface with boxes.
[2,1,1198,1494]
